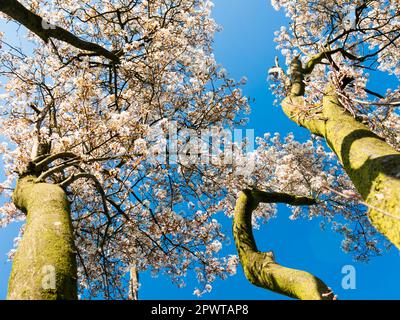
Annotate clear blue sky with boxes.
[0,0,399,300]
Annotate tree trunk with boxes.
[282,86,400,248]
[233,189,334,300]
[128,264,139,300]
[7,175,77,300]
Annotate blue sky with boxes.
[1,0,399,300]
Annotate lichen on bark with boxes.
[7,175,77,300]
[281,55,400,249]
[233,189,334,300]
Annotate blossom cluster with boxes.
[270,0,400,149]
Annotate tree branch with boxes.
[35,159,81,182]
[233,189,335,300]
[0,0,121,64]
[59,172,111,220]
[34,152,79,171]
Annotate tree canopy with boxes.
[0,0,398,300]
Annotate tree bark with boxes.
[282,86,400,249]
[7,175,77,300]
[128,264,139,300]
[0,0,120,63]
[233,189,334,300]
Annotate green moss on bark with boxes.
[282,88,400,248]
[233,190,333,300]
[7,175,77,300]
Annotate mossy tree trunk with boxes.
[281,56,400,249]
[233,189,335,300]
[7,175,77,300]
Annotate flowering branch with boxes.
[279,52,400,248]
[0,0,121,63]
